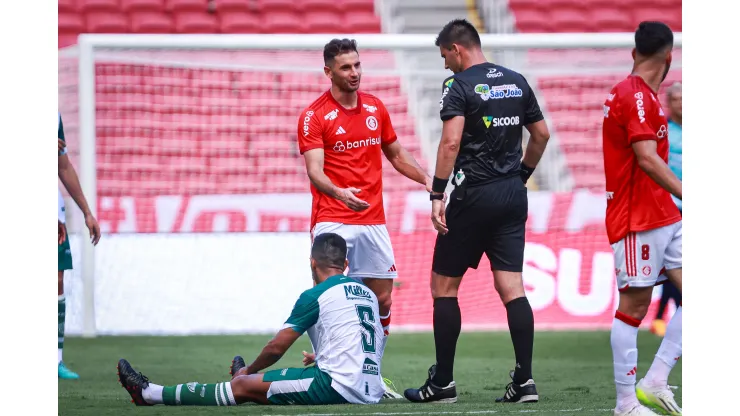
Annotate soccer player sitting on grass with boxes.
[118,233,388,407]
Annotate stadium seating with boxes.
[509,0,682,33]
[507,0,682,190]
[60,0,423,198]
[58,0,382,47]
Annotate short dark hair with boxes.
[635,21,673,57]
[311,233,347,270]
[435,19,481,49]
[323,38,359,66]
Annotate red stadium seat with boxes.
[301,0,344,13]
[86,12,129,33]
[591,8,633,32]
[59,35,79,48]
[58,0,79,13]
[264,12,307,33]
[259,0,296,13]
[306,11,344,33]
[80,0,121,13]
[634,8,681,31]
[508,0,542,11]
[214,0,258,12]
[59,13,85,33]
[121,0,166,12]
[340,0,375,13]
[166,0,208,12]
[174,11,219,33]
[549,8,594,32]
[219,12,261,33]
[344,12,381,33]
[513,9,551,33]
[130,12,174,33]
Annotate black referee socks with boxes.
[506,296,535,384]
[432,297,461,386]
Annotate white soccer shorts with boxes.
[611,221,682,291]
[311,222,398,279]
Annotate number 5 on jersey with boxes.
[355,305,376,353]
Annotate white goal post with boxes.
[65,32,682,337]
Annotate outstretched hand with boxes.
[337,188,370,212]
[302,351,316,367]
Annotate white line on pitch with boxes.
[284,408,614,416]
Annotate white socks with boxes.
[644,306,682,387]
[142,383,164,405]
[612,311,641,410]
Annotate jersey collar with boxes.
[325,90,363,116]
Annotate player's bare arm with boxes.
[632,140,682,200]
[303,148,370,212]
[431,116,465,234]
[522,120,551,169]
[58,152,101,245]
[381,140,431,189]
[243,327,302,376]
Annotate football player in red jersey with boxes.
[602,22,682,416]
[296,39,431,399]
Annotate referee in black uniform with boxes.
[404,19,551,404]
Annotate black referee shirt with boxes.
[439,62,544,186]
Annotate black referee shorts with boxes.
[432,176,528,277]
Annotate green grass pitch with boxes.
[58,331,681,416]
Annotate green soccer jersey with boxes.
[283,275,387,404]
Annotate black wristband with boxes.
[520,163,535,182]
[432,176,449,193]
[429,193,444,201]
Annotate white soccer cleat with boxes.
[636,378,682,415]
[382,377,403,399]
[614,403,662,416]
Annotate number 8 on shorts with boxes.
[611,221,682,291]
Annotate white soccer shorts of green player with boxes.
[118,233,401,406]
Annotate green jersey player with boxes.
[58,112,101,379]
[118,233,389,406]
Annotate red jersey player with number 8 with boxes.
[602,22,682,416]
[296,39,432,400]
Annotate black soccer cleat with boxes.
[403,364,458,403]
[117,359,152,406]
[495,370,539,403]
[230,355,246,378]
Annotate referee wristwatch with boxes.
[429,192,444,201]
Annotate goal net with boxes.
[58,33,682,336]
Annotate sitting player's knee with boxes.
[228,375,257,401]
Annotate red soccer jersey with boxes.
[602,75,681,244]
[297,90,398,229]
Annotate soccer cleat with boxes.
[58,362,80,380]
[614,404,662,416]
[650,319,667,337]
[495,370,539,403]
[230,355,246,378]
[382,377,403,399]
[403,364,458,403]
[117,359,152,406]
[636,379,682,415]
